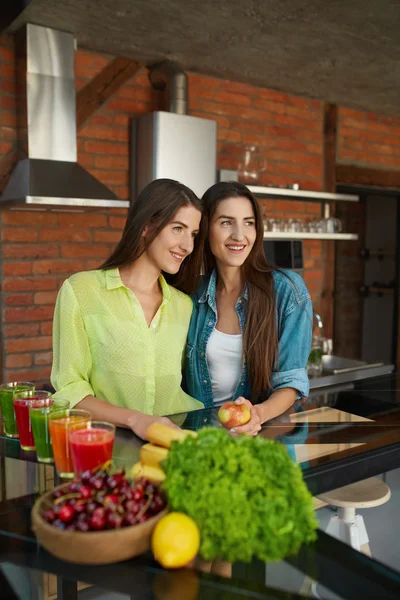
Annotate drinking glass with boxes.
[323,217,343,233]
[13,390,52,451]
[30,398,70,463]
[49,409,91,478]
[0,382,35,438]
[70,421,116,477]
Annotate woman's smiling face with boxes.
[208,196,257,268]
[144,204,201,274]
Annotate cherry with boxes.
[89,476,105,491]
[65,523,77,531]
[76,519,90,532]
[77,512,89,522]
[149,495,165,513]
[59,505,75,523]
[124,500,141,514]
[92,507,105,519]
[154,493,165,508]
[86,501,98,515]
[138,499,147,510]
[53,519,66,530]
[122,513,137,527]
[137,513,149,523]
[90,512,106,530]
[121,488,133,500]
[42,509,56,523]
[53,490,64,499]
[104,494,118,505]
[68,482,81,493]
[132,488,143,502]
[74,501,85,514]
[80,470,92,484]
[106,476,118,490]
[106,512,122,529]
[79,485,92,500]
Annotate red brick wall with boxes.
[8,32,400,380]
[338,107,400,168]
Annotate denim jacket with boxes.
[185,269,312,408]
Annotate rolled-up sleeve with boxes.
[51,280,95,408]
[270,295,312,398]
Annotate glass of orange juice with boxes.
[49,409,91,478]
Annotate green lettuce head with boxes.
[162,427,318,563]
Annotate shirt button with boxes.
[151,323,156,328]
[203,379,207,384]
[200,351,205,357]
[208,320,213,326]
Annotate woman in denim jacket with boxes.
[185,181,312,436]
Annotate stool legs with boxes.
[325,509,370,554]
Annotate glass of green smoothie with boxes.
[30,397,69,462]
[0,382,35,438]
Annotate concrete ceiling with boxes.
[7,0,400,116]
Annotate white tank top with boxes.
[206,328,243,404]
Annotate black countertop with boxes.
[1,374,400,599]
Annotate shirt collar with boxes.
[105,268,171,305]
[198,269,248,305]
[158,274,172,306]
[198,269,217,305]
[105,268,124,290]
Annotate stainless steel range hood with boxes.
[0,24,129,211]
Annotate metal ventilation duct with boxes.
[0,24,129,211]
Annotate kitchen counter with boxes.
[309,362,395,391]
[1,375,400,599]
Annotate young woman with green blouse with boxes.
[51,179,204,440]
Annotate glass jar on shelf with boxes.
[238,145,267,185]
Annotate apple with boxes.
[217,402,251,429]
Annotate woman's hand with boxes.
[230,397,262,436]
[127,413,181,440]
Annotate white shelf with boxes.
[264,232,359,241]
[248,185,359,202]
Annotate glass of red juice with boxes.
[13,390,52,451]
[0,382,35,438]
[70,421,115,477]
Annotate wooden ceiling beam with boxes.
[76,58,143,130]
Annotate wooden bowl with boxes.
[31,483,168,565]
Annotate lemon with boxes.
[152,512,200,569]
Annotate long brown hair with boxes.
[199,181,278,401]
[100,179,203,293]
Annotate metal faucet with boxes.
[313,311,323,331]
[313,311,333,355]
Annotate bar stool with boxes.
[304,478,391,599]
[318,477,391,555]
